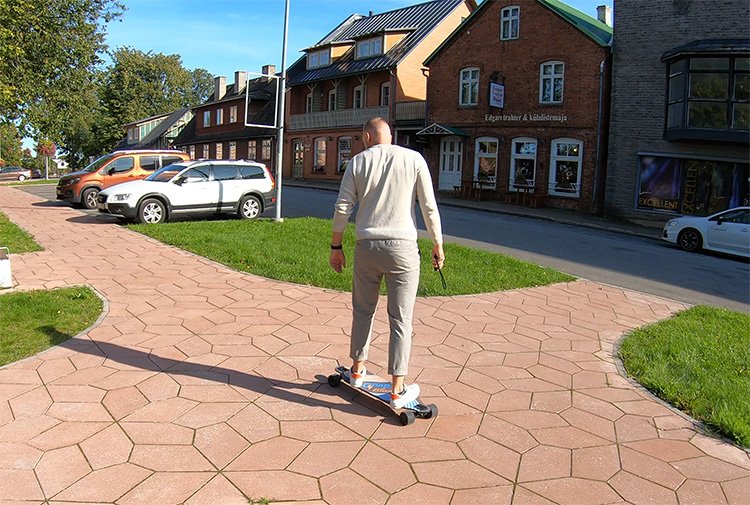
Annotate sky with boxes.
[103,0,613,81]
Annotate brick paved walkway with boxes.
[1,186,748,505]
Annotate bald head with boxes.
[363,117,392,148]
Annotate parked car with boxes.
[97,159,276,224]
[0,166,32,182]
[662,206,750,258]
[31,168,43,179]
[56,150,190,209]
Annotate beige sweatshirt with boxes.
[332,144,443,245]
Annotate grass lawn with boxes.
[128,217,575,296]
[619,305,750,447]
[0,286,103,366]
[0,211,42,253]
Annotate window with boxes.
[261,139,272,160]
[353,85,364,109]
[248,140,257,160]
[460,67,479,106]
[203,111,211,127]
[229,105,238,123]
[338,137,352,173]
[666,56,749,140]
[474,137,498,186]
[306,93,313,113]
[549,139,582,197]
[229,141,237,160]
[240,165,265,179]
[189,145,196,160]
[510,138,537,190]
[328,89,337,111]
[213,165,237,181]
[380,82,390,106]
[140,155,159,171]
[183,167,209,182]
[540,61,564,104]
[162,156,183,167]
[216,143,223,159]
[107,157,134,173]
[216,108,224,125]
[313,137,327,172]
[307,49,330,69]
[356,37,383,59]
[501,6,520,40]
[202,145,209,158]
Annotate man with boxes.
[330,117,444,409]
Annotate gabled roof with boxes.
[288,0,471,86]
[135,108,191,148]
[425,0,612,66]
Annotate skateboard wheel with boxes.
[327,374,342,387]
[399,411,416,426]
[427,404,438,419]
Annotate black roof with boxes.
[661,38,750,61]
[287,0,469,86]
[172,100,277,147]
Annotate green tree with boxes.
[0,123,24,166]
[0,0,123,136]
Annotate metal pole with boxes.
[273,0,290,222]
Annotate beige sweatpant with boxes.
[350,239,420,377]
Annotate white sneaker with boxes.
[390,383,420,409]
[349,367,366,387]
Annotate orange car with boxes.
[56,150,190,209]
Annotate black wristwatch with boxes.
[330,244,343,250]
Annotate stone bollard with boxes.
[0,247,12,289]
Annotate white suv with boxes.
[97,160,276,223]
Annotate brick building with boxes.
[283,0,475,180]
[605,1,749,221]
[421,0,612,212]
[119,108,192,151]
[174,67,278,172]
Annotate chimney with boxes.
[214,76,226,101]
[233,71,247,95]
[596,5,612,26]
[369,10,374,16]
[261,64,276,81]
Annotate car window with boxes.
[107,157,135,174]
[161,156,184,168]
[182,167,210,182]
[720,209,750,224]
[239,165,265,179]
[140,156,159,171]
[212,165,238,181]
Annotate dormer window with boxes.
[356,37,383,59]
[307,49,330,70]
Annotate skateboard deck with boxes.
[328,365,438,425]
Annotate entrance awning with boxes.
[416,123,469,136]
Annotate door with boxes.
[438,136,462,191]
[292,140,304,178]
[211,164,242,211]
[169,166,218,213]
[101,156,136,189]
[706,208,750,254]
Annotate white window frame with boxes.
[439,136,463,188]
[307,49,330,69]
[306,93,313,113]
[356,37,383,59]
[549,138,583,197]
[474,136,498,188]
[203,110,211,127]
[247,140,256,160]
[216,142,223,160]
[328,89,337,111]
[509,137,537,191]
[216,108,224,125]
[313,137,327,172]
[337,137,352,173]
[501,6,520,40]
[189,145,196,160]
[229,141,237,160]
[202,144,209,158]
[540,61,565,104]
[459,67,479,106]
[380,82,390,106]
[353,85,364,109]
[229,105,238,123]
[261,139,272,160]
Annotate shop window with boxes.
[500,6,520,40]
[216,142,223,159]
[203,111,210,127]
[356,37,383,59]
[665,56,749,142]
[353,85,364,109]
[338,137,352,173]
[549,138,582,197]
[380,82,390,106]
[474,137,498,187]
[329,89,337,111]
[459,67,479,106]
[540,61,564,104]
[261,139,272,160]
[229,105,238,123]
[202,144,209,158]
[313,137,327,173]
[229,141,237,160]
[509,138,537,190]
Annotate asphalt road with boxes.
[20,183,750,312]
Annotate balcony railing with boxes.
[289,106,388,130]
[394,101,426,122]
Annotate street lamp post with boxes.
[273,0,290,222]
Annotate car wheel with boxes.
[138,198,166,224]
[238,195,261,220]
[677,228,702,252]
[81,188,99,209]
[17,174,26,182]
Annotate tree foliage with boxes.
[0,123,24,166]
